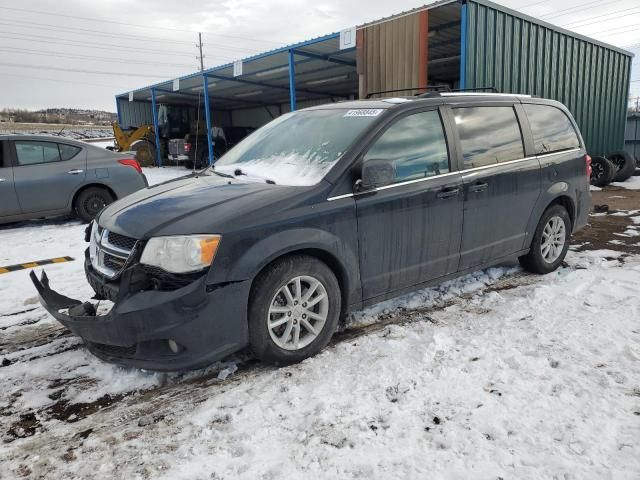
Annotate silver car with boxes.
[0,135,147,224]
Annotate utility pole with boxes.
[197,32,205,71]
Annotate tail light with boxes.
[118,158,142,174]
[585,154,592,178]
[184,142,191,154]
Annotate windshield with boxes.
[213,108,383,186]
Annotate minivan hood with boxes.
[98,174,289,239]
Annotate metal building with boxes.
[117,0,633,166]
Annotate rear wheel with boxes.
[248,255,341,365]
[590,155,615,187]
[519,204,571,274]
[74,187,114,223]
[131,140,157,167]
[608,150,636,183]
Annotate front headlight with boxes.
[140,235,221,274]
[89,220,99,263]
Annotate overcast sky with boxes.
[0,0,638,112]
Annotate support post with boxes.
[202,74,214,166]
[150,88,162,167]
[418,10,429,89]
[115,96,122,125]
[460,1,468,90]
[288,50,297,112]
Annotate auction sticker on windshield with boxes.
[344,109,384,117]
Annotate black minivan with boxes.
[32,93,591,371]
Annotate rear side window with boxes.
[59,144,81,161]
[524,104,581,154]
[14,141,82,166]
[15,141,61,165]
[363,110,450,183]
[453,106,524,168]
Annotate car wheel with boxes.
[248,255,341,365]
[519,204,571,274]
[608,150,636,183]
[184,161,194,170]
[590,155,615,187]
[74,187,114,223]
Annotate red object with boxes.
[118,158,143,174]
[585,154,592,178]
[184,142,192,154]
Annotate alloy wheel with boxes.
[267,275,329,351]
[540,216,566,263]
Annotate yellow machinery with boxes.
[111,122,157,166]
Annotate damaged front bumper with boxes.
[30,263,250,371]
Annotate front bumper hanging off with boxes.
[30,265,251,371]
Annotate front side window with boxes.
[363,110,449,183]
[15,141,61,166]
[454,106,524,168]
[524,104,581,155]
[214,109,381,186]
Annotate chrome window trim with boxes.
[326,148,582,201]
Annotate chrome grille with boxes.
[107,232,137,251]
[90,226,138,279]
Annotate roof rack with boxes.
[365,85,449,99]
[416,87,499,98]
[366,86,502,99]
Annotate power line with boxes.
[0,71,131,89]
[0,5,285,45]
[0,62,177,79]
[0,30,197,56]
[0,33,198,57]
[539,0,619,21]
[0,27,264,57]
[562,6,640,28]
[0,47,195,69]
[0,18,194,45]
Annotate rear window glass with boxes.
[15,141,61,165]
[59,144,81,161]
[524,104,581,155]
[453,106,524,168]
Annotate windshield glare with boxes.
[213,109,381,186]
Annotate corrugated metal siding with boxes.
[625,114,640,161]
[360,13,421,97]
[117,98,153,129]
[464,0,633,156]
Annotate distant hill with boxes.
[0,108,116,126]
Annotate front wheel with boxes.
[519,205,571,274]
[248,255,341,365]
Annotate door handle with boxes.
[437,187,460,199]
[469,182,489,193]
[0,178,6,182]
[67,169,84,175]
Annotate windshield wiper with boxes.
[210,169,234,179]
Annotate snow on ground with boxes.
[611,175,640,190]
[0,247,638,479]
[1,185,640,478]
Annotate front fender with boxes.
[209,225,362,309]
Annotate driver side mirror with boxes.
[358,159,395,191]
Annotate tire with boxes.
[248,255,341,365]
[195,149,208,169]
[590,155,615,187]
[184,161,194,170]
[608,150,636,183]
[74,187,114,223]
[131,141,157,167]
[519,204,571,274]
